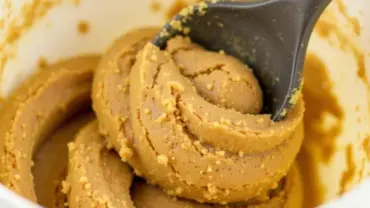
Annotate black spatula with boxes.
[153,0,331,121]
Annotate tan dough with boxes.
[33,113,93,208]
[64,120,302,208]
[167,37,263,114]
[92,27,159,163]
[0,27,304,208]
[0,56,99,201]
[132,163,302,208]
[93,28,304,204]
[65,121,135,208]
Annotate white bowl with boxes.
[0,0,369,207]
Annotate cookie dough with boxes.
[0,27,304,207]
[132,164,302,208]
[0,56,99,201]
[66,121,302,208]
[92,27,159,163]
[33,113,92,208]
[65,121,135,208]
[92,28,304,203]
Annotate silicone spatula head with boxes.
[153,0,331,121]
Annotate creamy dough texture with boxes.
[33,114,93,208]
[0,28,304,208]
[66,121,302,208]
[92,28,304,204]
[0,56,99,201]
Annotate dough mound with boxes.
[0,27,304,208]
[66,121,302,208]
[93,29,304,204]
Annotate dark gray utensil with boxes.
[152,0,331,121]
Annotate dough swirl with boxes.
[66,121,302,208]
[0,27,304,208]
[92,29,304,203]
[0,56,99,201]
